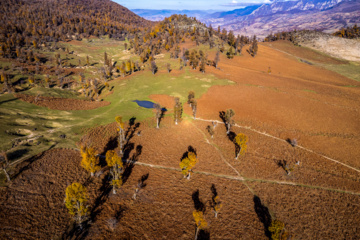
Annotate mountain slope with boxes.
[207,5,263,19]
[0,0,152,45]
[204,0,360,38]
[251,0,343,17]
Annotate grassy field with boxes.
[0,39,232,180]
[322,62,360,82]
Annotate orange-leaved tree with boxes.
[179,151,197,180]
[64,182,89,229]
[106,150,123,194]
[193,210,207,240]
[80,146,100,177]
[234,133,248,159]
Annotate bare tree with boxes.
[151,60,157,74]
[187,91,195,106]
[214,51,220,68]
[206,125,214,138]
[225,109,235,134]
[174,97,182,125]
[154,103,161,128]
[190,99,197,119]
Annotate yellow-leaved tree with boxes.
[193,210,207,240]
[65,182,89,228]
[106,150,123,194]
[115,116,125,155]
[212,196,222,218]
[80,146,100,177]
[234,133,248,159]
[268,219,289,240]
[179,151,197,180]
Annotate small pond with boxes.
[133,100,167,111]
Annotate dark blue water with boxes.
[133,100,167,111]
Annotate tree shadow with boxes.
[90,174,112,221]
[210,184,218,205]
[115,205,127,220]
[197,229,210,240]
[7,149,29,161]
[122,145,142,184]
[138,173,149,189]
[227,131,236,142]
[158,109,167,128]
[61,174,112,240]
[253,195,272,239]
[125,121,140,144]
[192,189,205,212]
[276,159,287,171]
[180,146,197,162]
[122,142,134,161]
[219,111,226,124]
[286,138,297,147]
[11,149,38,180]
[100,136,118,167]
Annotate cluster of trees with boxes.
[333,24,360,39]
[248,36,259,57]
[68,115,129,227]
[264,31,296,42]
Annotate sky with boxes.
[114,0,273,11]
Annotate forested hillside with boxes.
[0,0,152,50]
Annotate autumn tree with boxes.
[249,35,258,57]
[234,133,248,159]
[268,219,289,240]
[154,103,162,128]
[132,173,148,200]
[150,60,158,74]
[64,182,89,229]
[190,99,197,119]
[0,151,10,182]
[173,97,182,125]
[199,60,206,73]
[179,151,197,179]
[166,63,171,73]
[193,210,207,240]
[115,116,125,155]
[206,125,214,138]
[45,75,50,88]
[106,150,123,194]
[212,196,222,218]
[214,51,220,68]
[224,109,235,134]
[80,146,100,177]
[226,46,234,59]
[187,91,195,106]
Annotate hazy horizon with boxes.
[114,0,271,11]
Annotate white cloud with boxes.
[232,0,238,3]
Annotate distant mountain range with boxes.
[131,9,215,21]
[133,0,360,38]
